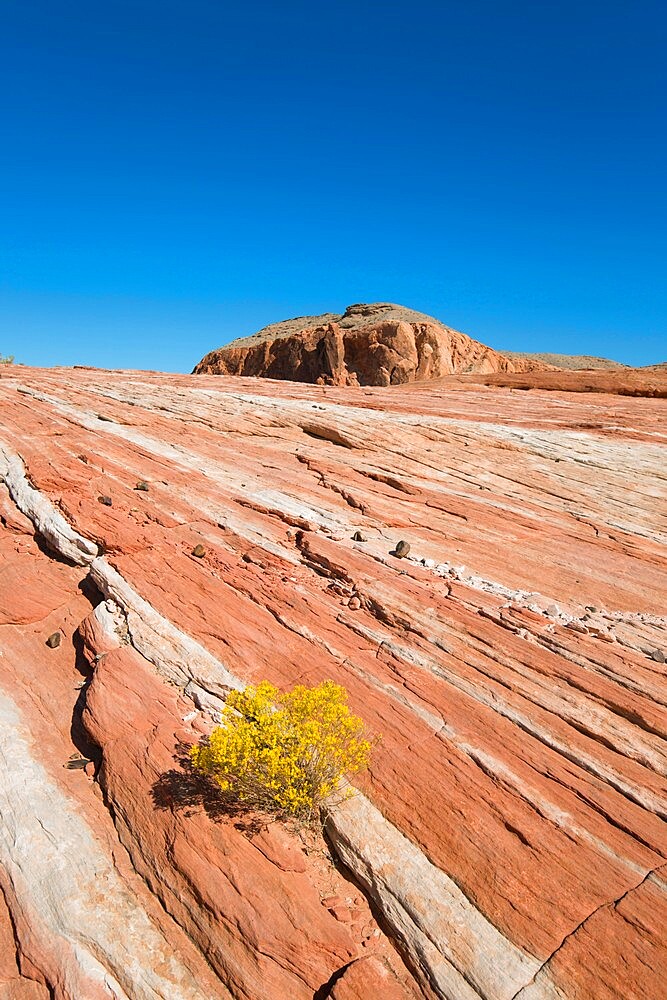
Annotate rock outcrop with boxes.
[0,362,666,999]
[193,302,554,385]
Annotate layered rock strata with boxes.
[193,302,554,385]
[0,362,665,999]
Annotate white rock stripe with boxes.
[0,687,225,1000]
[326,794,542,1000]
[89,557,243,702]
[0,443,98,565]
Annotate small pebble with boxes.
[192,544,206,558]
[565,622,589,634]
[348,596,361,610]
[393,540,410,559]
[352,531,366,542]
[650,649,665,664]
[46,631,61,649]
[64,757,93,770]
[134,481,150,492]
[97,495,113,506]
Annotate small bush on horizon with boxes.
[190,679,375,825]
[0,354,14,365]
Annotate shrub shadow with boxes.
[151,741,266,835]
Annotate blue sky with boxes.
[1,0,665,370]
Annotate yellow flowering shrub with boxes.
[190,680,373,823]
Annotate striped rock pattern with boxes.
[0,363,665,999]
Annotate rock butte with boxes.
[193,302,558,385]
[0,361,665,1000]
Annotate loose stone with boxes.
[65,757,93,770]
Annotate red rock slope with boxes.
[0,363,665,1000]
[193,302,554,385]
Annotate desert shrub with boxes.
[0,354,14,365]
[190,679,374,823]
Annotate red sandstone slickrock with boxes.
[0,361,665,1000]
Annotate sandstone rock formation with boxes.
[193,302,555,385]
[0,362,666,999]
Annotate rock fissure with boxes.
[511,864,664,1000]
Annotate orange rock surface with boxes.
[0,362,665,1000]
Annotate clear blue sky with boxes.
[1,0,665,370]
